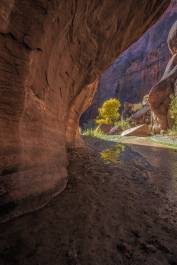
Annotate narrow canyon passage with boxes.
[0,138,176,265]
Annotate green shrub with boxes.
[169,94,177,130]
[81,127,104,138]
[115,119,131,131]
[96,98,121,126]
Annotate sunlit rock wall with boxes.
[149,19,177,131]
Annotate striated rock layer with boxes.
[0,0,169,221]
[149,20,177,131]
[114,1,177,103]
[81,1,177,123]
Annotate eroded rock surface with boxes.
[81,2,177,124]
[0,0,170,220]
[149,20,177,130]
[121,124,151,137]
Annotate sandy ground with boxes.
[0,137,177,265]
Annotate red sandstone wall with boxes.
[81,2,177,124]
[0,0,170,221]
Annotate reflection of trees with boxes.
[101,144,125,163]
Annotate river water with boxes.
[101,143,177,203]
[0,139,176,265]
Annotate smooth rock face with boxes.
[81,2,177,123]
[0,0,169,221]
[115,2,177,103]
[149,20,177,130]
[121,124,151,137]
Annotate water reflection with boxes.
[101,144,125,164]
[101,142,177,201]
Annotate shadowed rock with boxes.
[0,0,170,221]
[149,19,177,131]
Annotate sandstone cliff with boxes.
[0,0,169,221]
[149,20,177,131]
[81,1,177,124]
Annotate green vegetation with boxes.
[81,98,132,139]
[169,94,177,131]
[80,94,177,151]
[115,119,131,131]
[82,128,105,137]
[96,98,121,126]
[151,136,177,150]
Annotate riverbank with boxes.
[0,137,176,265]
[88,134,177,150]
[151,135,177,149]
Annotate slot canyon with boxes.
[0,1,177,265]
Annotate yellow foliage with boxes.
[101,144,125,163]
[96,118,112,125]
[96,98,121,125]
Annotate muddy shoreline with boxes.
[0,137,176,265]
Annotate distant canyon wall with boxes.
[81,1,177,124]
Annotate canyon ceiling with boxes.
[0,0,170,221]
